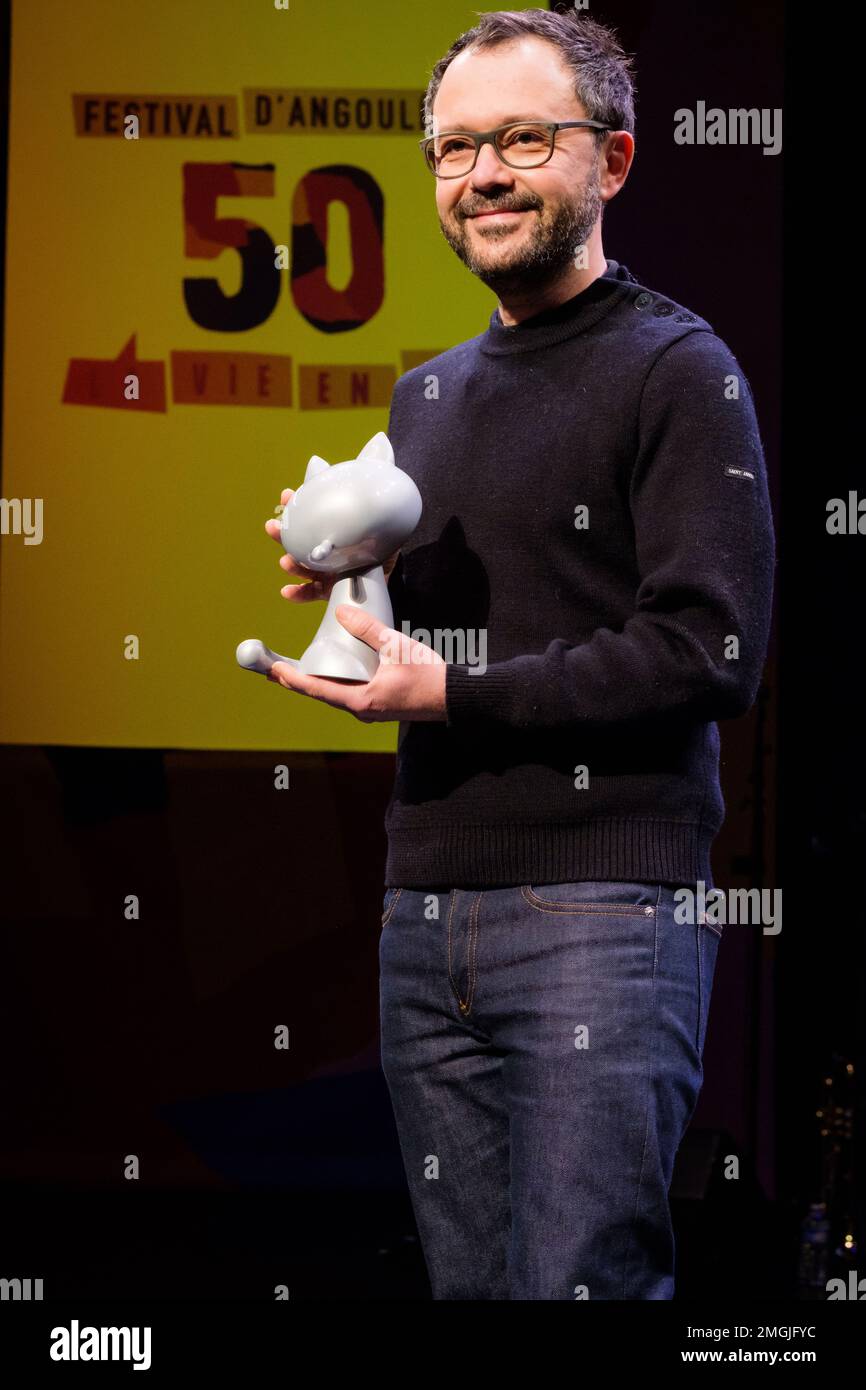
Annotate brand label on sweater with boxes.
[724,466,755,481]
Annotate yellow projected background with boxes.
[0,0,536,750]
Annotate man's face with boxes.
[431,37,605,294]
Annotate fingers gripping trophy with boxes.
[236,431,422,683]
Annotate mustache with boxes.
[460,201,539,219]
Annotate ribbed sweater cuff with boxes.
[446,662,520,728]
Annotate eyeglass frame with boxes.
[419,119,615,177]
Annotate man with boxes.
[266,10,775,1299]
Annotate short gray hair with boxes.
[423,7,636,146]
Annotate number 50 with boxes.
[182,161,385,334]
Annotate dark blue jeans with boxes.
[378,880,721,1300]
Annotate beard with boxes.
[437,163,603,295]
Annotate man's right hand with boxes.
[265,488,400,603]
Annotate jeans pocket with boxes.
[520,881,660,916]
[381,887,402,927]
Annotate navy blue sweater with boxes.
[383,260,776,889]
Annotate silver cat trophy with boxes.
[236,431,421,682]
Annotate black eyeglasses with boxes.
[419,120,613,178]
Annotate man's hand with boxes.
[267,604,447,723]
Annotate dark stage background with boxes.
[2,0,860,1306]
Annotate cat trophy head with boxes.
[280,431,421,573]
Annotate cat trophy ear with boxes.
[304,454,330,482]
[355,431,394,465]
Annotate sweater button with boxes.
[653,301,675,316]
[634,291,654,310]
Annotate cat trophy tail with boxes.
[236,639,300,676]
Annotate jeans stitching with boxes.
[464,890,482,1013]
[520,884,656,915]
[621,881,662,1298]
[695,924,705,1056]
[381,887,402,927]
[446,889,470,1013]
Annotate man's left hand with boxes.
[267,604,447,723]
